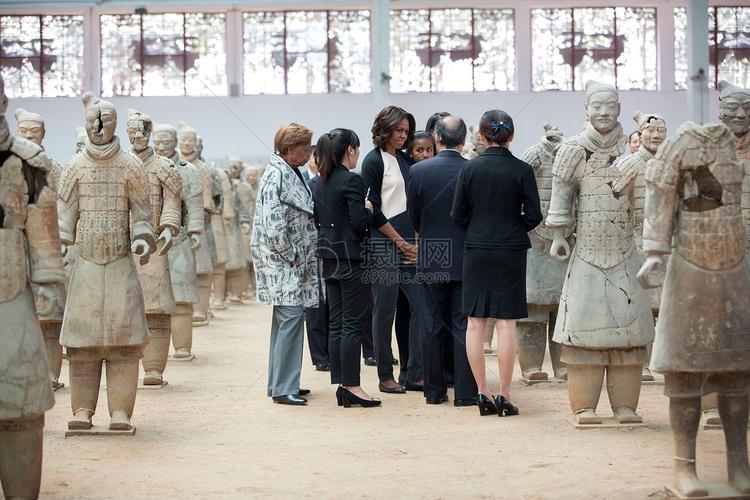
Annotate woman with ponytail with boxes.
[451,110,543,417]
[313,129,381,408]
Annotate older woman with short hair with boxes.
[251,123,319,406]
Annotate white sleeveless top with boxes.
[380,150,407,219]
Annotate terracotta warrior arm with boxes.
[546,142,584,229]
[57,162,80,245]
[642,155,679,255]
[24,164,64,285]
[126,162,157,250]
[185,193,205,235]
[156,164,183,236]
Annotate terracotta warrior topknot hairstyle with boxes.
[371,105,415,150]
[479,109,514,146]
[274,122,313,156]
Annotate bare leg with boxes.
[670,396,708,497]
[607,364,644,423]
[495,319,517,398]
[466,317,490,397]
[106,357,140,431]
[718,393,750,493]
[567,364,605,424]
[0,415,44,499]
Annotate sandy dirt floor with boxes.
[39,302,736,499]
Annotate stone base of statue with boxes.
[141,314,170,386]
[566,415,648,429]
[65,425,136,437]
[169,353,195,362]
[138,379,168,390]
[0,415,44,499]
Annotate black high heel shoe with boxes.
[336,386,343,407]
[340,388,382,408]
[495,395,519,416]
[477,394,498,416]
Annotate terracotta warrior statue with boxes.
[224,157,249,303]
[14,108,67,391]
[127,109,183,385]
[74,126,86,154]
[58,92,156,431]
[638,121,750,498]
[178,122,216,325]
[518,123,568,382]
[0,76,64,499]
[154,123,204,360]
[613,111,668,382]
[208,162,231,310]
[547,80,655,425]
[240,166,259,297]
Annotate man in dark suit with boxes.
[407,115,477,406]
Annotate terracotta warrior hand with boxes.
[637,255,664,289]
[157,227,175,256]
[549,228,571,261]
[241,222,251,234]
[132,239,152,265]
[190,233,202,251]
[35,284,60,317]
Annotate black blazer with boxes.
[360,147,414,240]
[451,147,542,250]
[313,164,373,262]
[308,174,320,195]
[407,149,467,281]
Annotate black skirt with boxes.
[462,247,528,319]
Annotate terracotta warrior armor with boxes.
[238,166,259,297]
[208,162,231,309]
[179,122,216,325]
[58,92,156,432]
[547,81,655,426]
[14,108,67,391]
[154,123,204,359]
[517,123,569,382]
[127,109,183,385]
[638,121,750,498]
[613,111,668,383]
[0,77,64,499]
[224,157,249,302]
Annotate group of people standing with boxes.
[251,105,542,416]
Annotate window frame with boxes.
[241,8,372,96]
[0,13,85,97]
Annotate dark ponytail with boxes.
[479,109,514,146]
[315,128,360,180]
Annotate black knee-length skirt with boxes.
[462,247,528,319]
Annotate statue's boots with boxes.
[41,321,64,390]
[212,263,228,310]
[548,312,566,380]
[106,350,140,431]
[194,274,211,326]
[0,414,44,499]
[642,344,655,382]
[607,364,643,423]
[719,393,750,494]
[669,393,708,497]
[142,314,171,386]
[516,321,548,381]
[226,268,246,304]
[171,303,193,358]
[567,364,605,424]
[67,347,102,430]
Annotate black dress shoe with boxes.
[364,356,377,366]
[378,382,406,394]
[315,363,330,372]
[272,395,307,405]
[426,393,449,405]
[340,388,382,408]
[478,394,498,416]
[298,389,311,396]
[454,398,478,407]
[495,395,519,416]
[404,380,424,392]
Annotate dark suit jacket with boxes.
[360,147,414,240]
[308,174,320,195]
[451,146,542,250]
[406,149,466,281]
[313,164,372,262]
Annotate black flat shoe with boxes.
[340,388,381,408]
[495,395,519,416]
[454,398,478,407]
[478,394,498,416]
[404,380,424,392]
[298,389,311,396]
[315,363,330,372]
[272,394,307,405]
[364,356,377,366]
[378,382,406,394]
[426,393,448,405]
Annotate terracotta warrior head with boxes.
[14,108,45,146]
[153,123,178,159]
[244,165,259,185]
[226,156,243,179]
[178,121,197,158]
[633,111,666,154]
[75,126,86,153]
[126,108,152,153]
[543,122,564,144]
[584,81,620,134]
[718,80,750,139]
[82,92,117,146]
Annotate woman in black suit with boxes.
[451,110,543,417]
[313,128,381,408]
[361,106,421,394]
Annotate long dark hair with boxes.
[315,128,360,180]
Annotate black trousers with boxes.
[394,289,410,381]
[420,281,477,400]
[324,259,371,387]
[304,300,329,366]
